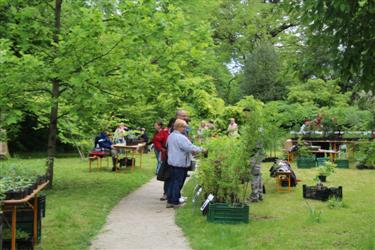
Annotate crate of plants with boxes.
[335,159,349,168]
[197,137,252,224]
[207,202,249,224]
[1,175,47,201]
[295,139,316,168]
[0,161,48,201]
[303,184,342,201]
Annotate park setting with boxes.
[0,0,374,249]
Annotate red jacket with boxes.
[152,128,170,160]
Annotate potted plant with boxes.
[198,137,250,224]
[315,161,336,182]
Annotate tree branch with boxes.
[70,39,123,75]
[269,23,295,37]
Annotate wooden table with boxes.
[310,149,339,161]
[289,139,358,162]
[2,181,49,250]
[113,143,146,172]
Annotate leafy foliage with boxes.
[286,0,375,90]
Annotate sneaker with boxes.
[160,194,167,201]
[249,198,259,203]
[179,196,188,203]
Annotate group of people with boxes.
[93,123,149,171]
[152,110,207,208]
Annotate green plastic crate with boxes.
[207,203,249,224]
[316,157,329,166]
[297,157,316,168]
[336,159,349,168]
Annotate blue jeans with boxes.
[154,150,161,174]
[167,166,188,205]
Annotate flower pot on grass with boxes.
[317,175,326,182]
[207,203,249,224]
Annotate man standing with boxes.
[166,119,204,208]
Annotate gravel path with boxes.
[90,177,191,250]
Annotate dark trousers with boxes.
[167,166,188,205]
[163,180,169,195]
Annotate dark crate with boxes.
[3,207,42,244]
[2,239,34,250]
[303,184,342,201]
[297,157,316,168]
[336,159,349,168]
[207,203,249,224]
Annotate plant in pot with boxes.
[315,161,336,182]
[198,137,250,224]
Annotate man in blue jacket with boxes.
[95,131,118,171]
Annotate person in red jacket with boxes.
[152,121,164,174]
[153,118,174,200]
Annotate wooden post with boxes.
[11,206,16,250]
[33,194,38,243]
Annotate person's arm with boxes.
[153,133,164,151]
[177,134,203,153]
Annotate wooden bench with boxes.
[275,172,292,193]
[88,155,109,172]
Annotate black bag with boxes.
[157,160,171,181]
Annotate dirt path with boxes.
[90,177,191,250]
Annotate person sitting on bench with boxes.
[95,131,118,171]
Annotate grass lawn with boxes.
[176,163,375,250]
[4,153,156,250]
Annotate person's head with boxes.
[174,119,188,133]
[200,120,206,127]
[118,122,125,129]
[229,118,235,124]
[154,121,163,131]
[304,119,311,125]
[176,109,189,121]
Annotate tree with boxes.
[240,42,285,102]
[0,0,224,186]
[286,0,375,90]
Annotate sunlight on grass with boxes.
[177,162,375,250]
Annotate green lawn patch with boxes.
[1,154,155,250]
[176,163,375,250]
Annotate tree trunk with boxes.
[46,0,62,188]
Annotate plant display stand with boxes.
[207,203,249,224]
[1,182,48,250]
[297,157,316,168]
